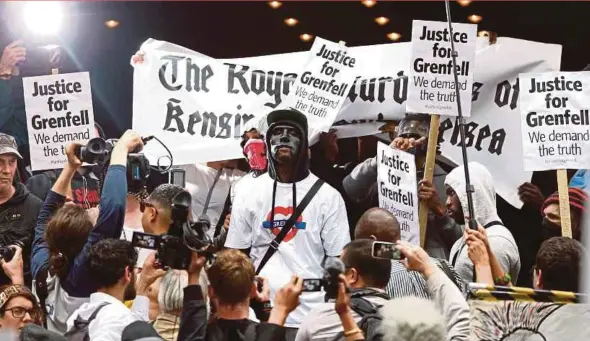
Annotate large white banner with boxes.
[133,37,561,208]
[377,142,419,245]
[407,20,477,117]
[519,72,590,171]
[23,72,95,171]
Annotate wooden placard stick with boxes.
[556,168,572,238]
[419,114,441,248]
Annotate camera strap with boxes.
[255,179,324,275]
[201,168,223,220]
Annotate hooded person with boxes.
[225,108,350,337]
[445,162,521,284]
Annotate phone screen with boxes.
[131,232,159,250]
[302,279,323,292]
[372,242,404,260]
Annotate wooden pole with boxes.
[556,169,572,238]
[419,114,441,248]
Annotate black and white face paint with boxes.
[269,124,301,161]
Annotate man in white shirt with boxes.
[226,108,350,340]
[66,239,165,340]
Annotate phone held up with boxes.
[371,241,405,261]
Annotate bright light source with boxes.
[477,30,490,37]
[268,1,282,9]
[386,32,402,41]
[468,14,483,23]
[284,18,298,27]
[105,20,120,29]
[457,0,471,7]
[375,17,389,26]
[23,1,63,35]
[362,1,377,8]
[299,33,313,42]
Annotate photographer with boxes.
[0,133,42,287]
[178,249,303,341]
[30,130,143,333]
[296,239,391,341]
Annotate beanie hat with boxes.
[541,187,587,215]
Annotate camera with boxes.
[301,257,345,301]
[131,190,216,270]
[75,137,151,194]
[0,238,29,262]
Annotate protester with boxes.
[540,188,587,241]
[445,162,521,284]
[343,114,461,259]
[177,249,304,341]
[533,237,583,292]
[0,133,42,287]
[152,270,187,340]
[354,208,464,298]
[296,239,391,341]
[226,108,350,338]
[0,285,43,335]
[65,239,164,340]
[182,159,245,238]
[30,130,142,333]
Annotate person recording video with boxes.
[30,129,143,333]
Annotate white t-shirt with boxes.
[182,164,245,237]
[225,172,350,327]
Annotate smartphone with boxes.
[131,232,159,250]
[372,241,404,260]
[302,279,323,292]
[169,168,186,188]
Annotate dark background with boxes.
[1,1,589,138]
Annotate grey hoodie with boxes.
[446,162,521,284]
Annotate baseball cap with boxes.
[0,133,22,159]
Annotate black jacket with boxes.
[0,182,42,286]
[178,285,286,341]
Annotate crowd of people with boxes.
[0,40,588,341]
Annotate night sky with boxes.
[1,1,589,138]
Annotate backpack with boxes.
[64,303,110,341]
[331,289,389,341]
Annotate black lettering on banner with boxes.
[472,82,483,102]
[162,98,254,139]
[494,78,519,110]
[347,71,408,105]
[159,55,214,93]
[159,56,184,91]
[438,118,505,156]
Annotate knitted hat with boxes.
[541,187,587,215]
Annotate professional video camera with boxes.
[0,238,30,262]
[301,257,346,301]
[131,190,217,270]
[75,137,154,194]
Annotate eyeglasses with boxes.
[140,202,155,213]
[3,306,38,319]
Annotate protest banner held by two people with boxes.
[376,19,477,245]
[23,72,95,171]
[519,71,590,237]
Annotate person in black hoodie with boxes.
[0,133,42,287]
[226,109,350,340]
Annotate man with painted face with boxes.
[226,108,350,339]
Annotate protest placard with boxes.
[284,37,359,132]
[23,72,95,171]
[377,142,419,245]
[407,20,477,117]
[519,71,590,171]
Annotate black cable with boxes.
[146,136,174,174]
[444,0,478,230]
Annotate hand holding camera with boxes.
[268,276,303,326]
[396,240,436,278]
[117,130,145,154]
[65,143,83,169]
[136,252,166,296]
[0,245,24,285]
[0,41,26,78]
